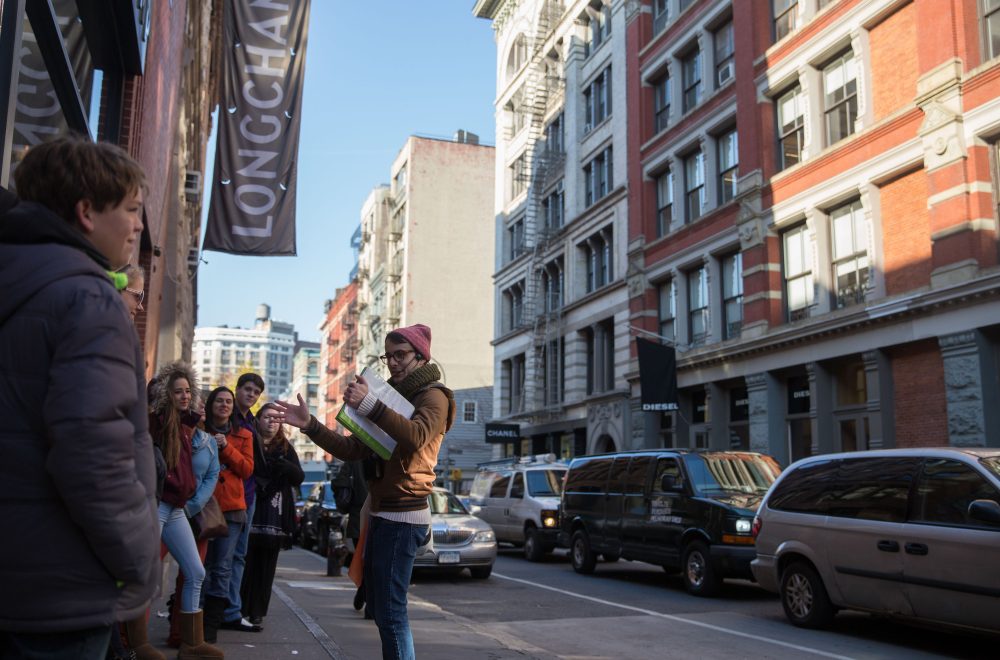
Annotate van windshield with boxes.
[683,453,782,495]
[527,469,566,497]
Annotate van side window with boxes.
[652,458,683,494]
[825,458,919,522]
[768,460,839,513]
[490,472,512,498]
[566,458,612,493]
[470,472,495,501]
[607,457,630,494]
[624,456,654,495]
[510,472,525,499]
[911,459,1000,527]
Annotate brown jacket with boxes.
[304,384,455,513]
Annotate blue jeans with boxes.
[0,626,111,659]
[364,517,428,660]
[202,519,244,601]
[224,498,254,622]
[159,502,205,613]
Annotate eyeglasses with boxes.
[379,349,414,365]
[259,416,280,425]
[125,288,145,306]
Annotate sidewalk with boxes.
[148,547,548,659]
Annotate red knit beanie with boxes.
[389,324,432,361]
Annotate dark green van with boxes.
[558,449,781,596]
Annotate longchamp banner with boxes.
[204,0,311,256]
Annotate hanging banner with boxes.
[204,0,311,256]
[636,337,678,411]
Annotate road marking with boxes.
[492,572,856,660]
[272,584,350,660]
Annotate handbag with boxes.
[190,496,229,541]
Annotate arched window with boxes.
[506,34,528,80]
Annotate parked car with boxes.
[299,481,346,555]
[414,488,497,579]
[293,481,318,545]
[752,448,1000,634]
[468,454,567,561]
[559,449,782,596]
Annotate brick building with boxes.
[0,0,221,379]
[625,0,1000,462]
[317,282,359,435]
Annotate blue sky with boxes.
[197,2,497,341]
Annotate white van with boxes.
[469,454,567,561]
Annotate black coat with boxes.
[0,200,160,632]
[250,440,304,549]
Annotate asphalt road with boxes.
[403,546,997,660]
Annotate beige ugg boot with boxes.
[124,612,167,660]
[178,610,224,659]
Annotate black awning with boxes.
[636,337,678,412]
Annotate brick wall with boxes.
[880,167,932,295]
[890,339,947,448]
[868,2,918,123]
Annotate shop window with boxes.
[729,387,749,450]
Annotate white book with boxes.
[335,367,414,460]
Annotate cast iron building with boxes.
[626,0,1000,462]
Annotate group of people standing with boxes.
[1,133,456,660]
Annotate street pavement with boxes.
[148,547,545,660]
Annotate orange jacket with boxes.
[211,426,254,512]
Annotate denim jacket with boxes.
[184,429,220,517]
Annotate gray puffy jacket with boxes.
[0,200,160,632]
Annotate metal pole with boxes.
[0,0,26,187]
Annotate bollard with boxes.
[326,528,348,577]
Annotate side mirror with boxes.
[660,474,682,492]
[968,499,1000,524]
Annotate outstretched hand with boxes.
[344,374,369,409]
[272,394,310,429]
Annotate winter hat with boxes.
[389,324,432,361]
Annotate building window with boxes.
[543,181,565,231]
[545,113,564,154]
[394,164,407,195]
[824,51,858,145]
[714,20,735,88]
[584,66,612,132]
[502,281,525,331]
[509,152,527,200]
[585,318,615,394]
[680,0,696,11]
[506,33,528,80]
[688,266,708,346]
[985,0,1000,60]
[830,200,869,308]
[655,169,674,237]
[774,0,797,41]
[722,252,743,340]
[504,354,526,413]
[542,257,564,312]
[543,338,564,406]
[777,85,804,169]
[653,74,671,133]
[583,146,613,207]
[462,401,477,423]
[717,129,738,204]
[684,149,705,222]
[653,0,669,34]
[506,217,525,261]
[658,280,675,342]
[586,4,612,56]
[681,48,702,112]
[582,226,613,293]
[783,223,813,321]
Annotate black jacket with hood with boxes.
[0,192,160,632]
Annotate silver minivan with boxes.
[469,454,567,561]
[752,448,1000,634]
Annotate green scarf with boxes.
[392,363,442,401]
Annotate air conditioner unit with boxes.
[184,170,202,202]
[717,61,734,86]
[187,246,200,271]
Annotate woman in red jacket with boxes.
[200,386,255,642]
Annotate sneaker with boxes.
[220,617,262,632]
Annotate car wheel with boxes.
[571,530,597,574]
[469,565,493,579]
[524,527,545,562]
[780,561,834,629]
[602,551,620,562]
[682,541,721,597]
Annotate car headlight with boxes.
[735,518,752,534]
[541,510,558,528]
[473,530,495,543]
